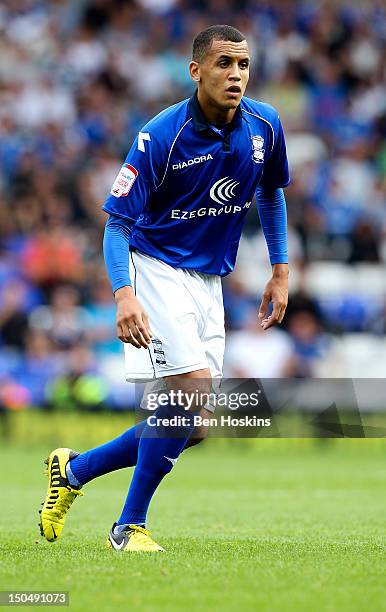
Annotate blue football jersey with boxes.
[103,92,290,276]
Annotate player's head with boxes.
[190,25,249,113]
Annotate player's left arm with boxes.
[256,186,288,329]
[256,113,290,330]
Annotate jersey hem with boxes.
[129,247,227,277]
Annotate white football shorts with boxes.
[124,249,225,383]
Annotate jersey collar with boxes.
[188,91,245,133]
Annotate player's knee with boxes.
[185,406,211,449]
[165,368,213,411]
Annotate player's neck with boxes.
[197,89,237,127]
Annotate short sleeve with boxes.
[102,132,160,222]
[260,116,290,190]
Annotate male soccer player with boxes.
[39,25,289,552]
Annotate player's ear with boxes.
[189,61,201,83]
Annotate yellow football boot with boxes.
[39,448,83,542]
[106,523,165,552]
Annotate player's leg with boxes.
[63,381,207,489]
[107,259,225,551]
[39,416,152,542]
[107,368,212,552]
[39,390,207,543]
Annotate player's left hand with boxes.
[258,264,289,330]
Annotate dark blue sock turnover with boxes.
[68,419,147,486]
[117,402,196,527]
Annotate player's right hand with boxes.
[114,286,152,348]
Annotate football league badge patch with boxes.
[110,164,138,198]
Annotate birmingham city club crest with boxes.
[251,135,265,163]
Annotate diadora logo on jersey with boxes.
[110,164,138,198]
[172,154,213,171]
[251,135,265,163]
[209,177,240,205]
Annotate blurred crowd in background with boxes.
[0,0,385,410]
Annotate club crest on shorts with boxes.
[110,163,138,198]
[151,338,166,365]
[251,135,265,164]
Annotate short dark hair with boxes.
[192,25,246,62]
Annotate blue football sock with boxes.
[117,402,196,527]
[68,419,147,486]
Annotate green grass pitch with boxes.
[0,434,385,611]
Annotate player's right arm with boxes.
[102,130,159,348]
[103,216,152,348]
